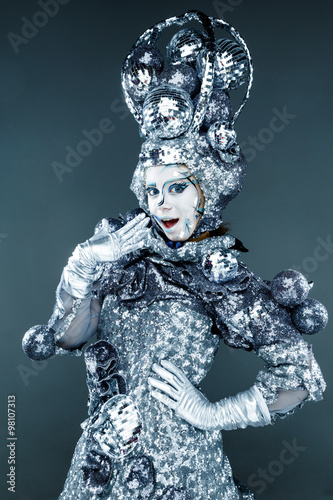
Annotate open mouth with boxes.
[161,218,179,229]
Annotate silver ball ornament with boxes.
[167,28,207,66]
[197,39,249,91]
[196,131,211,154]
[202,250,238,284]
[142,84,193,139]
[291,298,328,335]
[123,62,158,101]
[22,324,55,360]
[200,90,233,131]
[132,45,164,73]
[90,395,142,459]
[82,450,112,495]
[207,121,237,151]
[159,63,200,98]
[271,269,310,307]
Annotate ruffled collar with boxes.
[144,227,239,263]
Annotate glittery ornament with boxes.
[81,449,113,495]
[196,131,211,154]
[197,38,249,90]
[142,84,193,139]
[124,455,155,499]
[167,28,207,66]
[22,324,55,360]
[200,90,233,131]
[85,340,120,377]
[132,45,164,73]
[85,341,127,413]
[91,395,142,459]
[202,250,238,283]
[215,38,249,90]
[123,62,158,101]
[271,269,310,307]
[159,63,200,98]
[291,298,329,335]
[216,143,241,164]
[207,121,237,150]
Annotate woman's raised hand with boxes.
[88,213,150,263]
[60,213,150,299]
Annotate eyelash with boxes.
[168,182,189,194]
[146,187,159,196]
[146,182,189,197]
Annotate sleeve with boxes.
[48,270,103,355]
[213,262,327,420]
[22,218,124,360]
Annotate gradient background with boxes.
[0,0,332,498]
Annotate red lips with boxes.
[161,219,179,229]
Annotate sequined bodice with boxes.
[97,295,220,392]
[93,295,245,499]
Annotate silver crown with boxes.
[121,11,253,232]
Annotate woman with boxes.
[22,11,327,499]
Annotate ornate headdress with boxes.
[121,11,253,233]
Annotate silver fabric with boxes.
[149,360,270,431]
[255,340,326,416]
[62,214,149,299]
[55,227,326,499]
[58,298,255,499]
[145,227,238,263]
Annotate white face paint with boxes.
[145,164,205,242]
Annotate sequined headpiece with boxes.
[121,11,253,232]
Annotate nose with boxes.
[156,193,172,210]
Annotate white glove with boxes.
[148,359,271,431]
[62,213,150,299]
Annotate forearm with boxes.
[52,285,101,350]
[209,385,271,431]
[255,339,326,418]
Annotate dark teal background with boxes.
[0,0,332,498]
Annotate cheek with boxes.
[177,188,199,214]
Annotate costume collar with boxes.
[145,227,239,263]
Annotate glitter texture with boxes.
[57,233,326,499]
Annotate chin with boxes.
[167,235,188,242]
[163,229,194,242]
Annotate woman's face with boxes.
[145,164,205,242]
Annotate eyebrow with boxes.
[146,182,157,187]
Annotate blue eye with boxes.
[146,187,159,196]
[169,182,188,194]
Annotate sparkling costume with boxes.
[23,11,327,500]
